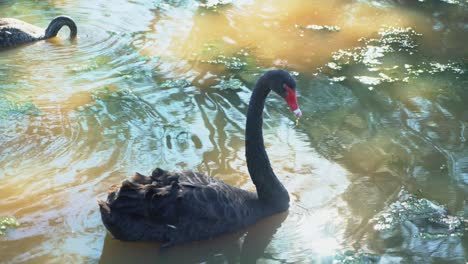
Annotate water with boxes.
[0,0,467,263]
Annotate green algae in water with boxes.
[212,77,244,90]
[375,27,421,52]
[159,79,192,89]
[329,26,421,67]
[306,24,340,32]
[333,251,380,264]
[198,41,256,71]
[330,27,422,68]
[414,61,465,75]
[0,97,41,118]
[372,189,465,237]
[201,41,224,55]
[153,0,232,13]
[197,0,232,12]
[0,216,20,236]
[301,24,340,32]
[68,53,115,74]
[418,0,466,5]
[69,61,100,73]
[323,25,466,90]
[201,55,247,70]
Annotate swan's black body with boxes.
[99,70,299,247]
[0,16,77,49]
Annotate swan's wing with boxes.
[176,173,257,222]
[106,169,257,228]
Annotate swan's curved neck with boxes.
[44,16,77,39]
[246,78,289,211]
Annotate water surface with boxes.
[0,0,467,263]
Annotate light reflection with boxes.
[0,0,466,263]
[300,209,342,256]
[142,0,424,74]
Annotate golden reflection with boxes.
[1,0,464,262]
[142,0,426,72]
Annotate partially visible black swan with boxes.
[0,16,77,48]
[98,70,302,247]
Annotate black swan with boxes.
[98,70,302,247]
[0,16,77,48]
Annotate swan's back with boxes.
[0,18,43,47]
[99,168,263,246]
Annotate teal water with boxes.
[0,0,467,263]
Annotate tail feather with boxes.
[151,168,167,178]
[98,199,110,214]
[98,170,185,242]
[131,172,152,184]
[104,170,181,222]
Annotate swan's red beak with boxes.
[284,84,302,118]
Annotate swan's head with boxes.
[264,70,302,118]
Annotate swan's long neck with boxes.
[44,16,77,39]
[246,78,289,211]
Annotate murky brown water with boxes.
[0,0,467,263]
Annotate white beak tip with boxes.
[294,108,302,117]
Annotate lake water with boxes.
[0,0,467,263]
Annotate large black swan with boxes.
[0,16,77,48]
[98,70,302,247]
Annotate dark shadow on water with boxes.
[99,211,288,264]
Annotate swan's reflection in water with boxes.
[100,212,288,264]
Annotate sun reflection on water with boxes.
[0,0,467,263]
